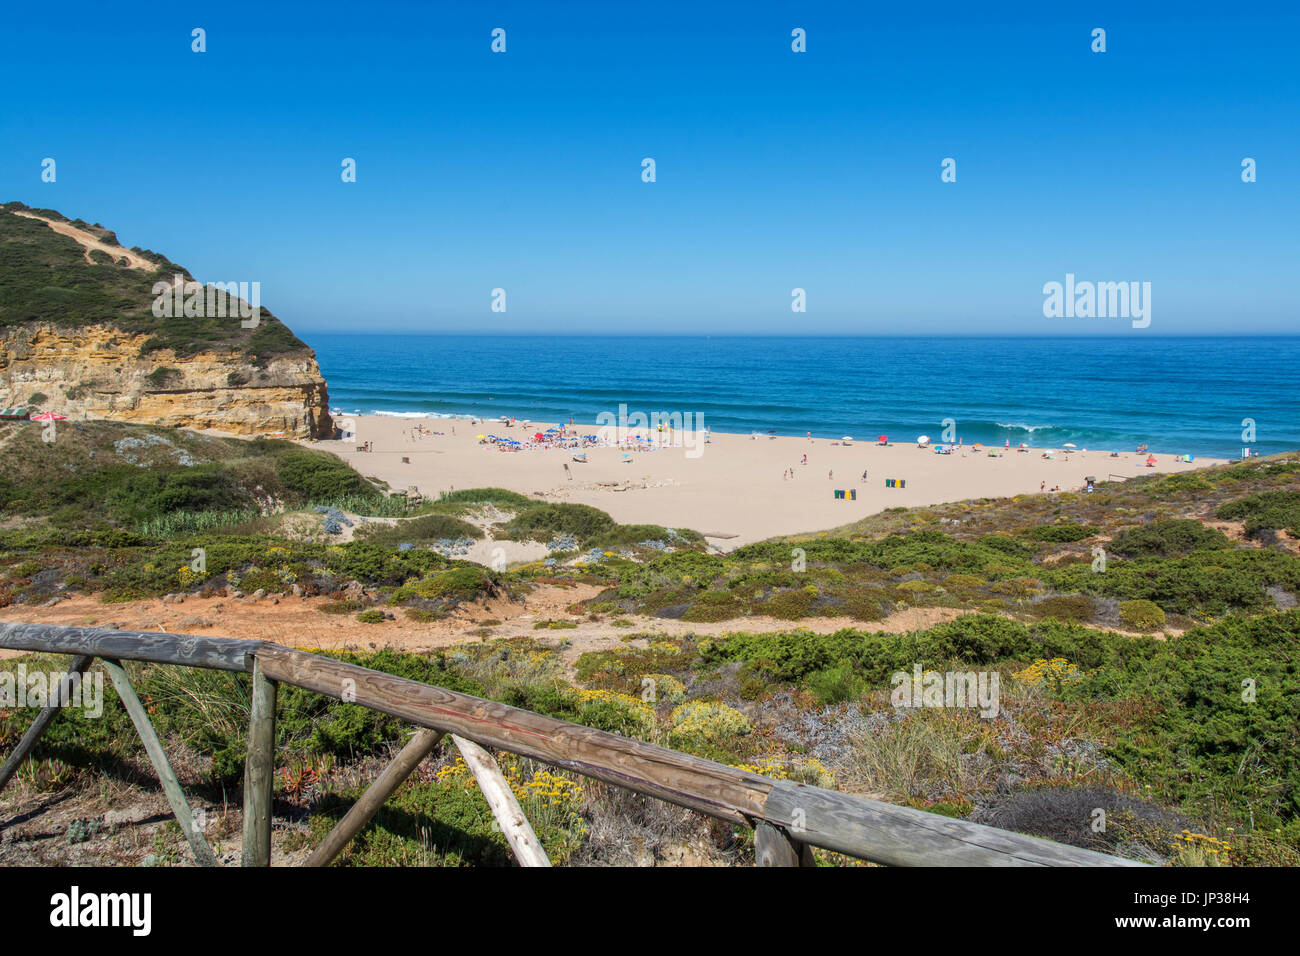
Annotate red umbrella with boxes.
[534,432,544,441]
[30,412,67,421]
[877,435,888,443]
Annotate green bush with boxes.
[1023,523,1099,543]
[1108,519,1231,558]
[1118,599,1166,631]
[806,662,865,705]
[500,503,616,546]
[1031,594,1095,622]
[357,513,483,546]
[277,450,375,501]
[1217,490,1300,537]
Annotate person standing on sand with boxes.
[802,454,807,465]
[862,469,868,482]
[828,470,833,480]
[1040,481,1045,491]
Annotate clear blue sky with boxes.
[1,0,1296,335]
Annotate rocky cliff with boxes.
[0,201,334,438]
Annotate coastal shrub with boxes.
[1216,490,1300,537]
[1029,594,1094,623]
[681,590,744,622]
[276,450,376,501]
[974,786,1186,856]
[1023,523,1099,543]
[356,513,483,546]
[1145,472,1214,496]
[356,609,386,623]
[806,662,866,705]
[842,591,885,620]
[668,701,751,749]
[641,674,687,705]
[1047,548,1300,615]
[1107,519,1231,558]
[761,586,821,619]
[501,503,616,546]
[436,487,536,509]
[1118,599,1166,631]
[390,566,495,604]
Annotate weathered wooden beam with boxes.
[253,644,772,825]
[0,654,94,793]
[763,780,1146,867]
[755,821,815,867]
[241,657,277,866]
[303,728,444,868]
[0,623,259,673]
[99,659,219,867]
[452,734,550,868]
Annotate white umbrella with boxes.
[1063,443,1077,449]
[916,435,930,445]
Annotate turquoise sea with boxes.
[306,335,1300,459]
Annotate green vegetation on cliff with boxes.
[0,201,310,362]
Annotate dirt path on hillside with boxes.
[12,211,157,270]
[0,586,971,672]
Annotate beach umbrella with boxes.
[878,434,888,443]
[1019,442,1028,448]
[842,435,854,442]
[916,435,930,445]
[31,412,67,421]
[971,442,983,449]
[1063,442,1077,449]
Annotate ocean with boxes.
[305,335,1300,459]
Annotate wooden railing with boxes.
[0,623,1145,867]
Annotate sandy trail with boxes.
[12,211,157,270]
[0,588,968,672]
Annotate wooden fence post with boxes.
[755,821,815,867]
[241,657,277,866]
[100,658,218,867]
[0,654,94,794]
[452,734,551,867]
[304,728,444,867]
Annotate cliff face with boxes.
[0,202,334,439]
[0,324,332,437]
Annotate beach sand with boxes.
[314,416,1226,549]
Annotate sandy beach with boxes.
[313,416,1227,549]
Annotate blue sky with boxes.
[1,0,1296,335]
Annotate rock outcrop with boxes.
[0,323,332,437]
[0,201,334,439]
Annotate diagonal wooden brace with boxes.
[99,658,219,867]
